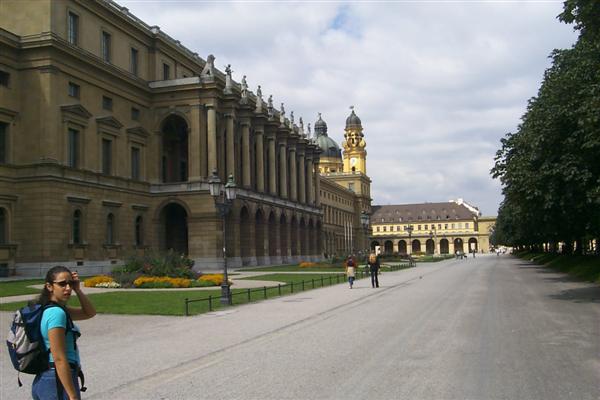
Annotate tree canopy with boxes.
[491,0,600,253]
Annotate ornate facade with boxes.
[315,109,372,258]
[0,0,338,274]
[370,199,495,255]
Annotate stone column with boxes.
[314,159,320,207]
[206,104,217,174]
[188,105,202,181]
[268,137,277,196]
[279,141,288,199]
[241,120,251,188]
[289,146,297,202]
[225,113,235,179]
[255,127,265,193]
[306,155,314,205]
[298,152,306,204]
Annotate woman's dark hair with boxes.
[34,265,72,306]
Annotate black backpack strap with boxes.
[55,368,64,400]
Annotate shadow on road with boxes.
[549,287,600,304]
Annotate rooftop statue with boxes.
[255,85,263,113]
[201,54,215,78]
[223,64,233,94]
[267,95,274,119]
[280,103,286,125]
[240,75,248,103]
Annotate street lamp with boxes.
[360,211,370,260]
[405,224,414,255]
[208,169,237,305]
[429,227,437,255]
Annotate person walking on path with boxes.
[32,266,96,400]
[368,253,380,288]
[345,256,356,289]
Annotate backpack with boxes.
[6,302,74,386]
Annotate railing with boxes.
[184,263,411,316]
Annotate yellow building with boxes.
[370,199,495,255]
[315,109,372,258]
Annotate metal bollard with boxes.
[248,288,251,302]
[278,284,281,296]
[208,295,213,312]
[263,286,267,299]
[184,298,189,316]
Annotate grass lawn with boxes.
[238,264,346,272]
[0,273,353,316]
[0,279,44,297]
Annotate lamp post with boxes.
[405,224,414,255]
[429,227,437,255]
[208,169,237,305]
[360,211,370,260]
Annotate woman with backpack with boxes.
[32,265,96,400]
[368,253,380,288]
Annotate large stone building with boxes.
[0,0,372,275]
[370,199,495,255]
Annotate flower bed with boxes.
[299,262,318,268]
[84,275,118,288]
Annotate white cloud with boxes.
[119,0,577,215]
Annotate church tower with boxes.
[342,106,367,174]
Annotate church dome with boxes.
[316,135,342,159]
[313,113,341,158]
[314,113,328,137]
[345,109,362,129]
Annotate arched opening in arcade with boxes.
[468,238,478,253]
[384,240,393,255]
[160,115,189,183]
[268,212,278,258]
[255,209,265,260]
[280,214,288,262]
[426,239,435,255]
[440,238,450,254]
[398,240,407,255]
[370,240,380,254]
[159,202,188,255]
[290,216,299,256]
[454,238,464,253]
[239,207,252,265]
[412,239,421,253]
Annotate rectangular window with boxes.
[376,227,380,232]
[68,82,80,98]
[465,222,469,229]
[131,147,140,180]
[444,224,448,229]
[451,223,455,229]
[130,48,138,76]
[102,138,112,175]
[0,122,7,164]
[102,96,113,111]
[102,31,111,62]
[131,107,140,121]
[383,226,387,232]
[424,224,428,230]
[68,128,79,168]
[0,70,9,87]
[417,225,421,230]
[163,63,170,80]
[68,12,79,45]
[348,182,355,192]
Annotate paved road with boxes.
[2,255,599,399]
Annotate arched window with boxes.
[0,208,6,244]
[135,216,143,246]
[72,210,82,245]
[106,213,114,245]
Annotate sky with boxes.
[119,0,578,216]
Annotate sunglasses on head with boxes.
[53,280,74,288]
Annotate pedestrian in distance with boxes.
[368,253,380,288]
[345,256,356,289]
[32,266,96,400]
